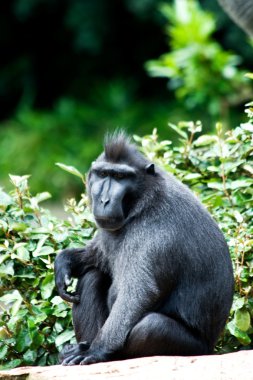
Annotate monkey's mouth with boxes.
[95,216,125,231]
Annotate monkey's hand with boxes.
[54,249,80,304]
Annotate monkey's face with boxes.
[88,162,137,231]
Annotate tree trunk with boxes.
[218,0,253,37]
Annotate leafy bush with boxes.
[0,174,94,369]
[0,100,252,369]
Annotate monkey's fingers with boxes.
[55,272,80,303]
[80,355,98,365]
[62,355,84,366]
[61,290,80,304]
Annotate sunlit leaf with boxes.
[235,309,251,332]
[56,163,84,180]
[168,123,188,139]
[193,135,218,146]
[0,191,13,210]
[33,246,54,257]
[9,174,30,188]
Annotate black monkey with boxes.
[54,132,234,365]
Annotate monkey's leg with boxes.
[73,269,110,342]
[121,312,211,358]
[60,270,110,363]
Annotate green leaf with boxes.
[33,235,47,252]
[233,210,243,223]
[29,306,47,324]
[168,123,188,139]
[231,297,245,312]
[30,331,45,350]
[34,192,52,203]
[227,320,251,345]
[207,166,219,173]
[53,308,68,318]
[207,181,224,191]
[33,246,54,257]
[193,135,218,146]
[15,329,32,353]
[0,252,10,265]
[0,290,23,316]
[230,179,253,190]
[11,298,23,316]
[41,274,55,299]
[55,330,75,347]
[0,290,22,304]
[23,349,37,364]
[9,174,30,188]
[223,161,245,174]
[56,163,84,180]
[241,123,253,132]
[0,327,11,340]
[52,231,69,243]
[243,164,253,175]
[0,345,8,360]
[10,222,27,232]
[235,309,251,332]
[51,296,64,305]
[16,246,30,261]
[33,235,54,256]
[183,173,202,181]
[0,359,22,370]
[0,261,14,277]
[0,191,12,210]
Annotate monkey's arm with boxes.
[62,260,169,365]
[54,240,100,303]
[91,277,160,352]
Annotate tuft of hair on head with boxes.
[104,130,132,162]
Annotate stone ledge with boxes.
[0,350,252,380]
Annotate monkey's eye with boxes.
[98,171,107,178]
[114,172,125,179]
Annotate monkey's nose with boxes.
[101,198,110,206]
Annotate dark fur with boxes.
[54,133,234,365]
[104,131,132,162]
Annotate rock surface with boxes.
[0,351,252,380]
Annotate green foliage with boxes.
[0,98,252,369]
[146,0,251,117]
[0,176,95,369]
[0,88,171,198]
[2,0,253,199]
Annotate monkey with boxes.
[54,131,234,365]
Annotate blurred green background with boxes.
[0,0,252,199]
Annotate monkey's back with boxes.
[154,171,234,347]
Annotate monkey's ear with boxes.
[145,163,155,175]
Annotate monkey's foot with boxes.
[59,342,90,363]
[62,348,110,365]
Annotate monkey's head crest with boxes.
[103,131,133,163]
